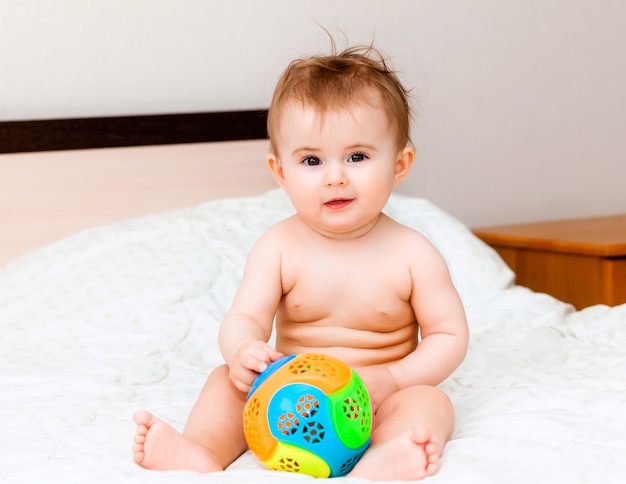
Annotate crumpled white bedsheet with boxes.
[1,190,625,483]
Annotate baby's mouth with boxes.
[324,198,353,210]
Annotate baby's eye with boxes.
[347,153,367,163]
[302,156,322,166]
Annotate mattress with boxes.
[1,190,625,483]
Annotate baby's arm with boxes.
[218,228,284,393]
[388,234,469,390]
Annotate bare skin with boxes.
[133,411,221,473]
[133,102,468,480]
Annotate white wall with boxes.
[2,0,625,226]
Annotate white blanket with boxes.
[1,190,625,483]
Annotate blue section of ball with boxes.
[267,383,369,477]
[247,354,295,399]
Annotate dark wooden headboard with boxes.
[0,110,268,154]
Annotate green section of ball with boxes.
[328,371,373,448]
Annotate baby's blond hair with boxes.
[267,45,412,153]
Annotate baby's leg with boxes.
[133,364,248,472]
[348,385,454,481]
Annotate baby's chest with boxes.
[281,258,413,323]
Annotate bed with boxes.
[1,111,624,484]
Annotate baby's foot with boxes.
[132,410,221,472]
[348,426,439,481]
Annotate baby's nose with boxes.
[324,162,347,186]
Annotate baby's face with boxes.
[269,101,411,239]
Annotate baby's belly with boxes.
[275,320,418,368]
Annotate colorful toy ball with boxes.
[243,353,373,477]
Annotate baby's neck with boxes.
[296,212,388,242]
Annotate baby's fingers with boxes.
[241,348,273,373]
[268,348,285,363]
[230,366,259,393]
[252,342,284,367]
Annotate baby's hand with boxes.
[228,341,283,393]
[355,365,400,411]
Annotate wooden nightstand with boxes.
[473,214,626,309]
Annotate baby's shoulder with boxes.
[252,215,299,248]
[263,215,298,237]
[384,216,444,260]
[385,215,431,243]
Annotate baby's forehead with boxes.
[291,86,384,113]
[280,96,388,123]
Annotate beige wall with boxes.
[2,0,625,226]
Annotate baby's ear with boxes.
[267,153,286,188]
[393,146,415,186]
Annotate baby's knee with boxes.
[201,364,234,392]
[379,385,453,417]
[374,385,454,444]
[212,364,230,378]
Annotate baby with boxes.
[133,45,469,480]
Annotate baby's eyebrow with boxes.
[345,143,377,151]
[291,147,320,156]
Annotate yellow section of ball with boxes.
[262,441,331,478]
